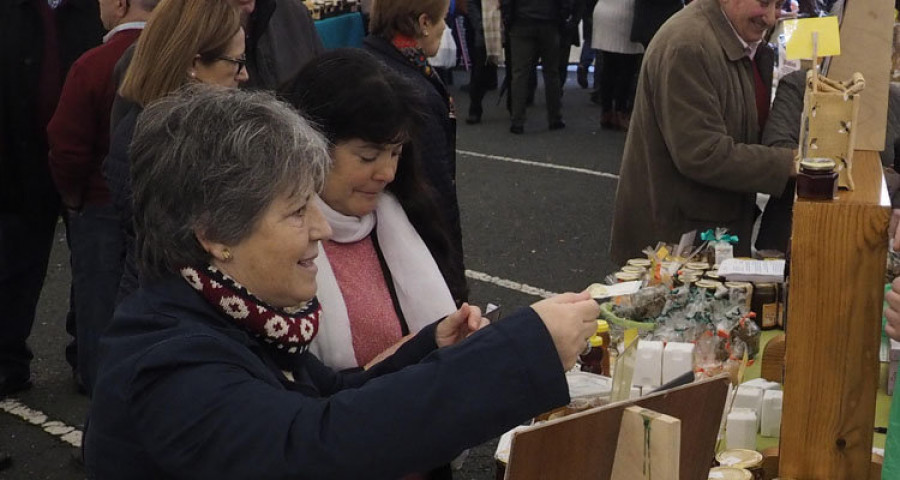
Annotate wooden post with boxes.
[825,0,893,151]
[610,407,681,480]
[779,153,890,479]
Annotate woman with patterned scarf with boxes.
[363,0,467,310]
[83,85,599,479]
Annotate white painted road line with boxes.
[1,398,83,447]
[465,269,558,299]
[457,149,620,180]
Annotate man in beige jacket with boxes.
[609,0,795,264]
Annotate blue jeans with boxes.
[67,203,124,394]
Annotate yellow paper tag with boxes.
[783,16,841,60]
[624,328,639,348]
[656,246,670,261]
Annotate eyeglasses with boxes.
[216,55,247,75]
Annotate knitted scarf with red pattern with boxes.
[391,33,437,81]
[180,265,321,356]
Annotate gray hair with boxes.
[131,84,330,279]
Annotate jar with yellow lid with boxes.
[796,157,838,200]
[579,320,611,376]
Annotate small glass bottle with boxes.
[796,157,838,200]
[751,282,778,330]
[580,320,611,376]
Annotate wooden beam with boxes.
[826,0,893,151]
[780,151,890,478]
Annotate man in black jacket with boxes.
[0,0,104,397]
[501,0,573,134]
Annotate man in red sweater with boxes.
[47,0,157,395]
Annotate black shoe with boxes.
[465,113,482,125]
[0,451,11,471]
[0,373,32,398]
[549,120,566,130]
[509,125,524,134]
[577,66,589,89]
[590,91,602,106]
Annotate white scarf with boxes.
[310,193,456,370]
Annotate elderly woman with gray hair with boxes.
[83,85,599,479]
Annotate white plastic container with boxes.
[760,389,783,437]
[740,377,782,391]
[662,342,695,384]
[633,340,664,388]
[726,408,758,450]
[732,385,764,430]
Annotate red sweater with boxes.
[47,28,141,208]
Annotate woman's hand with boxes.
[435,303,489,348]
[885,278,900,342]
[531,291,601,371]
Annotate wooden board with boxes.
[610,407,680,480]
[780,151,890,479]
[825,0,893,151]
[504,375,730,480]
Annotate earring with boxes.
[222,249,232,261]
[189,71,196,79]
[424,29,429,37]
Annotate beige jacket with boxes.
[609,0,793,264]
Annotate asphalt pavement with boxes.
[0,67,626,480]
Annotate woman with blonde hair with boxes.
[106,0,249,302]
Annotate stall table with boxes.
[313,12,365,49]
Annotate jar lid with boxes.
[716,449,763,468]
[589,335,603,347]
[596,320,610,334]
[627,258,652,267]
[695,279,723,290]
[800,157,836,171]
[679,274,700,283]
[705,271,722,280]
[621,265,647,274]
[708,467,753,480]
[686,261,710,270]
[614,271,642,282]
[724,281,752,289]
[681,268,705,277]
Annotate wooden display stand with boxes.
[780,152,890,479]
[503,375,730,480]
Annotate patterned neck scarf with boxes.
[391,33,436,80]
[180,265,321,356]
[390,33,455,121]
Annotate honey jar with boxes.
[796,157,838,200]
